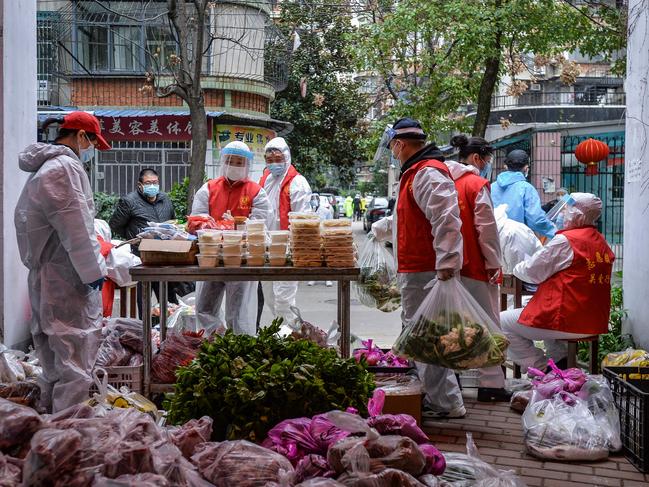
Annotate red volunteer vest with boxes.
[396,159,452,273]
[207,177,262,220]
[259,165,299,230]
[454,172,490,282]
[519,226,615,335]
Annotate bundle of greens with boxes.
[165,320,375,442]
[356,265,401,313]
[393,312,508,370]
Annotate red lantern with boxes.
[575,138,609,176]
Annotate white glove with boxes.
[371,216,393,243]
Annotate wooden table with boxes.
[129,265,360,397]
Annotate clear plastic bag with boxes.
[522,376,621,461]
[0,347,26,382]
[0,452,22,486]
[166,416,213,458]
[93,473,170,487]
[95,330,132,367]
[354,236,401,313]
[437,433,526,486]
[152,329,204,384]
[296,479,345,487]
[393,278,508,370]
[0,397,43,451]
[190,440,295,487]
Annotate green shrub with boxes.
[94,192,120,222]
[169,177,189,223]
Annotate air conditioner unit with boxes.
[37,80,50,103]
[530,83,542,91]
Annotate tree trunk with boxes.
[187,101,208,212]
[472,54,501,138]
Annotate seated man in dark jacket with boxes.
[109,168,189,313]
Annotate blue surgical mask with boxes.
[268,163,286,177]
[79,135,95,163]
[142,184,160,197]
[480,162,493,180]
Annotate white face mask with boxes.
[79,134,95,163]
[224,164,248,181]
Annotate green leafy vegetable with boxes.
[393,312,508,370]
[164,319,375,442]
[357,265,401,313]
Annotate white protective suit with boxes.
[495,204,543,275]
[94,219,141,288]
[372,156,465,413]
[501,193,602,371]
[192,143,271,335]
[15,143,107,412]
[445,161,504,389]
[260,137,312,326]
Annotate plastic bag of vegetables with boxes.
[392,278,508,370]
[354,235,401,312]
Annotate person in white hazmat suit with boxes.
[495,204,543,276]
[192,141,270,334]
[15,111,111,413]
[446,134,510,402]
[371,118,466,419]
[500,193,615,371]
[258,137,312,325]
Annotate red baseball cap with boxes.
[61,111,111,150]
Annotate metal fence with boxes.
[491,91,626,110]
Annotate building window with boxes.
[112,26,141,71]
[77,25,109,72]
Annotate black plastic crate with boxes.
[603,366,649,473]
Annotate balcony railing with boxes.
[491,91,626,110]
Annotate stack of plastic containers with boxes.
[289,212,322,267]
[246,220,267,266]
[267,230,290,266]
[322,219,355,267]
[221,230,244,267]
[196,229,222,267]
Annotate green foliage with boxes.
[578,285,633,364]
[165,319,375,442]
[271,0,370,190]
[351,0,627,136]
[168,177,189,223]
[93,192,120,222]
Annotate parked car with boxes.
[363,197,390,232]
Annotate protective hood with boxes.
[445,160,479,181]
[495,171,526,189]
[494,203,509,227]
[264,137,292,165]
[400,143,446,178]
[565,192,602,228]
[19,143,78,172]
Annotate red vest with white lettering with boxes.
[519,226,615,335]
[396,159,452,273]
[207,177,262,220]
[454,172,490,282]
[259,164,299,230]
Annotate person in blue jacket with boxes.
[491,149,556,239]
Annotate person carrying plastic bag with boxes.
[371,117,465,419]
[354,235,400,312]
[259,137,312,326]
[192,141,270,335]
[491,149,556,239]
[15,111,111,412]
[500,193,615,372]
[446,134,509,402]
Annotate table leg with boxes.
[119,288,127,317]
[159,281,168,342]
[337,280,351,358]
[129,286,137,318]
[142,281,152,397]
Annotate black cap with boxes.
[505,149,530,169]
[385,118,427,147]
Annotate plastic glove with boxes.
[221,210,234,221]
[371,216,393,243]
[87,277,105,290]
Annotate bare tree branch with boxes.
[91,0,169,22]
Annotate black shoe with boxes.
[477,387,513,402]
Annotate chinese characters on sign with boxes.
[98,115,202,142]
[586,251,613,285]
[213,123,276,164]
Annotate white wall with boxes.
[623,0,649,349]
[0,0,35,347]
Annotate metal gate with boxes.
[93,140,191,195]
[560,132,625,246]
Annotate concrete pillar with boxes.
[0,0,36,347]
[623,0,649,349]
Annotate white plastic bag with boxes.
[107,243,141,287]
[354,235,400,312]
[393,278,508,370]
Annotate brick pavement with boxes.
[422,396,649,487]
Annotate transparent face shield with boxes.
[546,193,576,230]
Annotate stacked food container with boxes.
[268,230,290,266]
[246,220,267,266]
[289,212,322,267]
[222,230,244,267]
[196,229,222,267]
[322,219,355,268]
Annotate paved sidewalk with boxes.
[422,396,649,487]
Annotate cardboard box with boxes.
[138,239,197,265]
[382,393,423,426]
